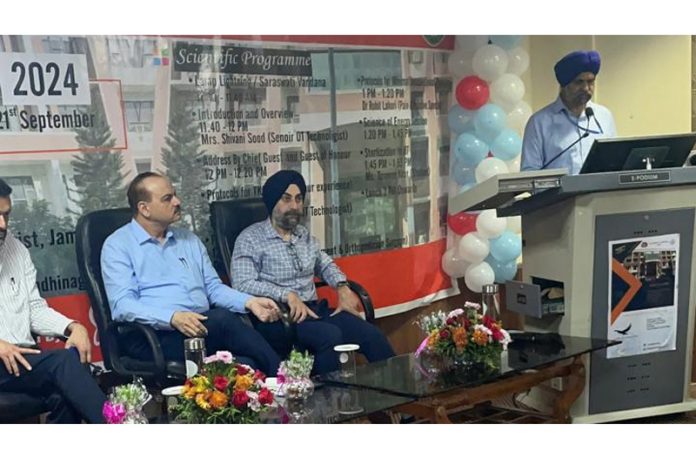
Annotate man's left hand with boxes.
[245,297,282,323]
[331,285,362,317]
[64,322,92,364]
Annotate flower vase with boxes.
[417,347,449,375]
[281,376,314,421]
[123,410,148,424]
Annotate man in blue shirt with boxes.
[521,50,617,175]
[101,172,282,375]
[232,170,395,375]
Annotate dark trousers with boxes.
[0,348,107,424]
[124,308,281,376]
[251,300,395,375]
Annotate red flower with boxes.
[213,375,229,391]
[253,370,266,382]
[439,329,450,339]
[258,387,274,405]
[483,315,496,328]
[446,317,456,326]
[491,327,504,342]
[236,364,250,376]
[232,390,250,408]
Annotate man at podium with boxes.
[521,50,617,175]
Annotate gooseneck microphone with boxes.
[540,107,593,170]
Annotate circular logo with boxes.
[339,352,349,363]
[185,360,198,377]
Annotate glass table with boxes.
[318,334,618,423]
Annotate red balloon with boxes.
[456,75,490,110]
[447,212,478,235]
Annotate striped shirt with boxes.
[0,233,73,346]
[231,219,346,303]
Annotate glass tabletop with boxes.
[318,334,618,398]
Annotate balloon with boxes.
[485,255,518,282]
[476,209,507,239]
[491,129,522,161]
[473,103,507,143]
[451,160,476,187]
[447,212,478,235]
[457,232,490,264]
[454,132,489,168]
[490,74,525,110]
[507,215,521,233]
[507,46,530,76]
[464,261,495,293]
[489,35,522,50]
[442,248,470,278]
[448,50,475,79]
[472,44,509,82]
[455,75,490,110]
[505,156,521,173]
[507,100,532,132]
[447,104,475,134]
[489,230,522,263]
[475,157,509,183]
[456,35,490,51]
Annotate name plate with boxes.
[618,171,671,185]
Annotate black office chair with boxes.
[209,198,375,322]
[75,208,185,387]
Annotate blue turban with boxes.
[262,170,307,213]
[554,50,601,86]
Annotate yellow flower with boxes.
[209,390,229,409]
[453,327,468,350]
[234,374,254,392]
[427,329,439,348]
[192,376,209,393]
[195,392,211,410]
[472,328,489,346]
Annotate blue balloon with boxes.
[491,129,522,161]
[451,160,477,187]
[489,35,522,50]
[448,104,475,135]
[474,104,507,144]
[485,255,518,283]
[454,132,489,168]
[489,230,522,263]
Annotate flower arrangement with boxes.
[103,377,150,424]
[171,351,274,424]
[416,302,511,369]
[277,349,314,400]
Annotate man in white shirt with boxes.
[521,50,617,175]
[0,178,106,423]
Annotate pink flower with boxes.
[463,301,481,311]
[103,401,127,424]
[253,369,266,382]
[215,351,233,364]
[236,364,250,376]
[447,308,465,319]
[277,373,286,384]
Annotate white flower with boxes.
[247,391,261,412]
[500,329,512,350]
[464,301,482,310]
[447,308,465,319]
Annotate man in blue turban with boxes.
[521,50,617,175]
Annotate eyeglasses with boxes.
[286,242,303,272]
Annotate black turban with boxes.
[262,170,307,213]
[554,50,601,87]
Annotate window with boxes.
[413,201,430,245]
[106,37,156,67]
[1,176,37,205]
[438,139,450,177]
[125,101,154,132]
[411,138,430,199]
[310,51,402,91]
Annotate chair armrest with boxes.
[346,280,375,323]
[107,321,167,379]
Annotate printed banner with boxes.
[0,35,457,360]
[607,234,679,359]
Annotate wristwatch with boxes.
[336,281,349,288]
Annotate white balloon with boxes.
[475,157,509,183]
[476,209,507,239]
[442,247,470,278]
[507,47,530,75]
[490,74,525,110]
[457,232,490,264]
[505,156,521,173]
[472,44,509,82]
[448,50,475,79]
[507,100,532,132]
[465,261,496,293]
[507,216,522,234]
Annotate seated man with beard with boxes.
[231,170,395,375]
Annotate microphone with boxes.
[540,107,594,170]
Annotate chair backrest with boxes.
[75,208,132,370]
[210,198,268,280]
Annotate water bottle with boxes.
[481,283,501,322]
[184,337,206,377]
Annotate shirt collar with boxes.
[262,218,306,242]
[553,96,596,119]
[128,219,174,245]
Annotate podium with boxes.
[450,166,696,423]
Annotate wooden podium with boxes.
[449,167,696,422]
